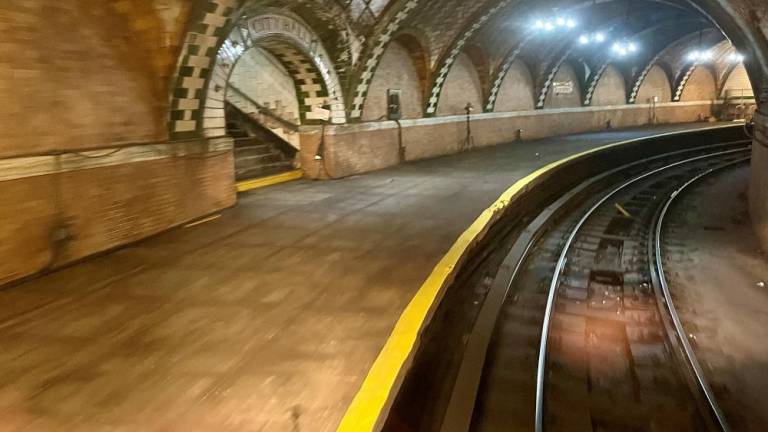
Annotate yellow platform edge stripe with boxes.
[336,123,740,432]
[236,169,303,193]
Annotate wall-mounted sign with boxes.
[553,81,574,96]
[249,15,315,52]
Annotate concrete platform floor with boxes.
[0,123,723,431]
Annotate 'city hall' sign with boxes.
[248,14,317,54]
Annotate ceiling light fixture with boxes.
[611,41,638,57]
[728,52,745,63]
[532,16,577,33]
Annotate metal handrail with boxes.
[535,147,748,432]
[226,85,300,133]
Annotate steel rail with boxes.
[438,140,751,432]
[651,158,750,432]
[534,147,749,432]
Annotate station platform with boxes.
[0,123,730,431]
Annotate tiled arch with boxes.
[168,2,347,139]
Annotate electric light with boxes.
[687,50,712,62]
[611,41,638,57]
[594,32,605,42]
[579,35,590,44]
[532,16,576,33]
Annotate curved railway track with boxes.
[437,144,751,432]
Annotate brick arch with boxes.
[196,10,347,138]
[626,26,720,105]
[485,37,534,112]
[347,0,421,119]
[628,54,673,104]
[585,64,628,106]
[392,30,432,100]
[491,59,536,112]
[683,0,768,95]
[536,51,583,109]
[719,62,746,95]
[673,63,716,102]
[464,44,492,107]
[423,0,514,116]
[168,1,349,139]
[168,0,245,139]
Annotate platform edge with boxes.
[335,123,740,432]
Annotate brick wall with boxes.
[494,61,535,112]
[0,142,235,286]
[436,53,484,116]
[362,42,425,121]
[229,48,301,123]
[681,67,717,101]
[721,64,752,97]
[544,64,582,109]
[301,101,718,179]
[0,1,169,155]
[0,1,235,286]
[591,66,627,106]
[636,65,672,103]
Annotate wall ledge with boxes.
[299,100,722,135]
[0,138,234,182]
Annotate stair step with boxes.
[229,129,249,138]
[235,144,273,156]
[236,161,294,181]
[235,153,283,168]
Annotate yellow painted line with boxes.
[236,169,303,193]
[336,123,741,432]
[614,203,632,218]
[184,214,222,228]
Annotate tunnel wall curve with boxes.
[301,101,719,179]
[750,109,768,251]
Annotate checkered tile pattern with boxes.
[628,53,665,104]
[349,0,419,119]
[410,0,494,63]
[199,12,348,137]
[424,0,513,115]
[536,49,575,108]
[672,63,699,102]
[582,62,610,106]
[485,37,531,112]
[169,0,243,140]
[260,40,330,122]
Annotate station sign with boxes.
[553,81,575,95]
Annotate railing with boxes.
[226,85,300,133]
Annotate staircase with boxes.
[225,91,300,181]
